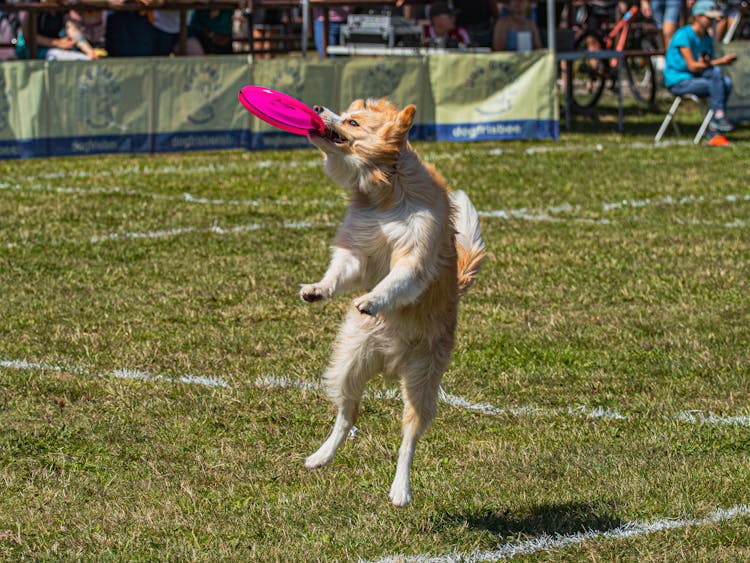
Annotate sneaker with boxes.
[710,115,734,132]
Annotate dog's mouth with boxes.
[316,124,348,146]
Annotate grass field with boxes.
[1,101,749,560]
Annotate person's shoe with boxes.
[709,115,734,132]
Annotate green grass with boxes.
[1,98,749,560]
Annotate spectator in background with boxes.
[0,10,22,60]
[492,0,541,51]
[313,6,350,58]
[424,2,471,47]
[640,0,681,49]
[664,0,737,132]
[67,8,107,52]
[455,0,498,47]
[187,9,234,55]
[105,0,180,57]
[16,0,92,60]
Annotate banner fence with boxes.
[0,51,558,159]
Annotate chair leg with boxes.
[694,108,715,144]
[655,96,683,143]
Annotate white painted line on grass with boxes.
[17,159,321,183]
[255,375,750,428]
[478,192,750,225]
[4,188,748,249]
[3,220,334,249]
[0,181,341,209]
[12,139,732,185]
[368,504,750,562]
[0,358,229,388]
[3,362,749,428]
[86,220,330,244]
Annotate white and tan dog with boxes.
[301,98,485,506]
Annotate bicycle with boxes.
[569,3,658,110]
[720,0,750,42]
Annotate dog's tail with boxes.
[450,190,486,295]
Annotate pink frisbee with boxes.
[238,86,324,136]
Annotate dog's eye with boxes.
[348,119,359,127]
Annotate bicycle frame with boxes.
[603,6,639,67]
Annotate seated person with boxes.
[492,0,541,51]
[16,1,90,60]
[66,8,108,58]
[64,12,107,59]
[424,2,471,48]
[664,0,738,132]
[187,9,234,55]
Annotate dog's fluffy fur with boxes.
[301,98,485,506]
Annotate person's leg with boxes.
[662,0,681,48]
[703,66,729,113]
[152,27,179,56]
[675,68,734,131]
[651,0,666,48]
[314,18,325,58]
[45,48,90,61]
[106,12,155,57]
[669,77,711,99]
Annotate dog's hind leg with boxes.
[305,315,380,469]
[389,360,443,507]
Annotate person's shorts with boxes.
[651,0,681,28]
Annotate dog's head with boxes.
[308,98,416,195]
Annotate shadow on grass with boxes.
[561,96,750,141]
[439,501,622,539]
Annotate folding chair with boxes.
[654,94,715,144]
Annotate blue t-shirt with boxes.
[664,25,713,88]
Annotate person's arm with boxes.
[679,46,709,73]
[704,52,738,66]
[65,20,97,58]
[683,46,739,72]
[492,19,508,51]
[532,22,542,49]
[32,17,76,51]
[488,0,500,21]
[640,0,652,18]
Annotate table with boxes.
[556,49,625,132]
[327,45,491,56]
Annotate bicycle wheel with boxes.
[625,34,656,106]
[570,31,607,110]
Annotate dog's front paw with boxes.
[389,482,412,507]
[300,284,330,303]
[353,294,380,316]
[304,449,334,469]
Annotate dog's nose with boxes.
[313,105,324,114]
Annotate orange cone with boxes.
[708,135,731,146]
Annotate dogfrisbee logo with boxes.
[184,63,220,125]
[0,74,9,132]
[76,66,122,130]
[364,64,401,99]
[463,60,519,118]
[462,60,514,91]
[270,66,303,97]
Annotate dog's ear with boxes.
[398,105,416,129]
[347,99,366,112]
[381,104,416,147]
[395,105,416,141]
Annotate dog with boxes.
[301,98,485,507]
